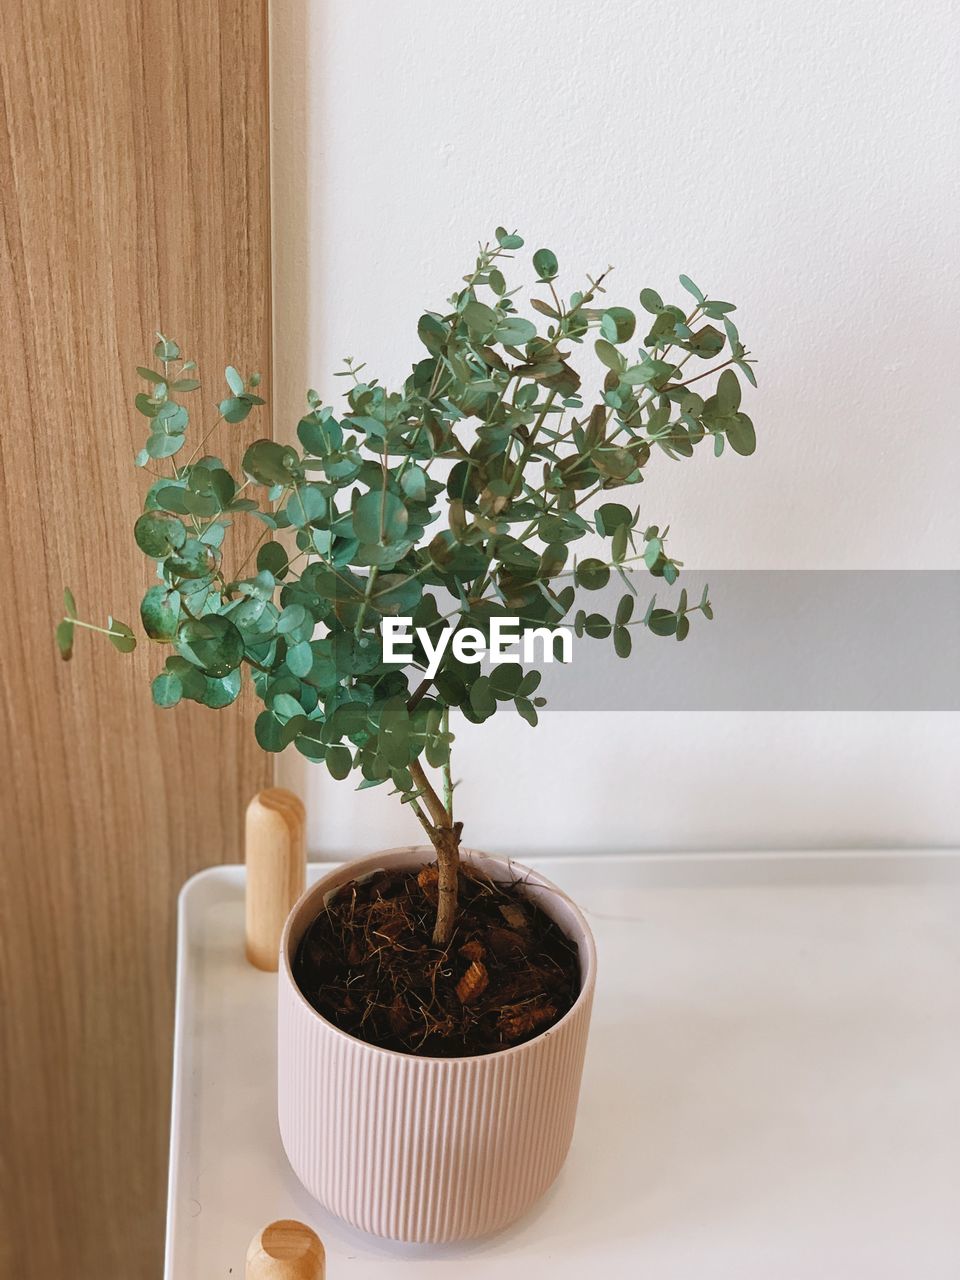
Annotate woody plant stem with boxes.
[408,755,462,947]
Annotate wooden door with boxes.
[0,3,272,1275]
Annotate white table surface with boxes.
[164,852,960,1279]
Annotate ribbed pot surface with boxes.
[277,847,597,1243]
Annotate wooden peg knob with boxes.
[245,788,306,971]
[245,1219,325,1279]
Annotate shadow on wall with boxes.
[279,710,960,860]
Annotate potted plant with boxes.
[58,228,757,1242]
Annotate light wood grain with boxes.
[246,1220,326,1280]
[246,789,307,971]
[0,3,272,1276]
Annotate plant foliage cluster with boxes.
[59,230,756,938]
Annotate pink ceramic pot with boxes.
[277,846,597,1243]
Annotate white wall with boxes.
[271,0,960,858]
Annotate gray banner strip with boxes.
[534,571,960,711]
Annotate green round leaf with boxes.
[462,300,499,338]
[198,523,226,552]
[593,446,636,479]
[277,603,310,636]
[687,323,725,359]
[516,697,538,726]
[285,485,327,528]
[614,625,632,658]
[489,663,524,700]
[517,669,542,697]
[148,483,190,514]
[639,288,664,314]
[140,585,181,641]
[595,503,633,536]
[107,618,137,653]
[447,460,478,503]
[295,725,326,762]
[648,608,678,637]
[495,316,537,347]
[716,368,742,415]
[243,439,301,486]
[400,465,428,503]
[257,541,289,579]
[56,618,74,661]
[174,615,244,677]
[532,248,558,281]
[156,402,188,431]
[165,540,216,581]
[599,307,636,344]
[726,412,756,456]
[286,640,314,677]
[154,335,181,362]
[538,543,567,577]
[417,313,447,355]
[495,227,524,250]
[353,490,408,546]
[228,595,267,631]
[373,573,422,616]
[325,743,353,780]
[135,392,160,418]
[146,431,186,460]
[219,396,251,423]
[151,671,182,708]
[298,412,343,456]
[189,463,235,508]
[469,675,497,719]
[134,512,187,558]
[268,693,302,721]
[255,710,290,752]
[594,338,624,372]
[583,613,612,639]
[196,669,242,708]
[575,558,610,591]
[611,523,630,563]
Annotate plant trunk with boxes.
[408,757,462,946]
[431,820,463,947]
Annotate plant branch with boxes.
[408,755,461,946]
[407,677,433,712]
[184,412,225,467]
[669,353,748,392]
[409,758,448,827]
[441,708,453,819]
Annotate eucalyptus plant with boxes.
[58,229,756,945]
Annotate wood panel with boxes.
[0,3,272,1275]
